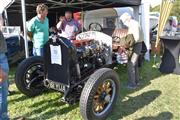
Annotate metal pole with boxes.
[141,2,150,61]
[21,0,29,58]
[4,9,9,26]
[81,10,84,32]
[56,12,58,23]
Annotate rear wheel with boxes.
[80,68,120,120]
[15,56,45,97]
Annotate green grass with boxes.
[8,57,180,120]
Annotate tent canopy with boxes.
[6,0,142,58]
[8,0,141,13]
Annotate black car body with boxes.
[5,35,33,65]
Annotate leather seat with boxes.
[112,29,128,38]
[102,28,128,38]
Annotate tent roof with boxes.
[8,0,141,13]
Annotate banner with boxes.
[155,0,175,47]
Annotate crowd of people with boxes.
[0,3,145,120]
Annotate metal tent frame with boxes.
[11,0,150,60]
[9,0,142,13]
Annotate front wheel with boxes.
[80,68,120,120]
[15,56,46,97]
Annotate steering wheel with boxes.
[89,23,103,32]
[112,36,121,42]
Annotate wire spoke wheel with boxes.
[24,64,44,89]
[15,56,46,97]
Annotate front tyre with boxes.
[15,56,45,97]
[80,68,120,120]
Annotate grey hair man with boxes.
[120,12,144,89]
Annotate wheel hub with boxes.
[99,91,107,101]
[93,80,115,114]
[25,64,44,89]
[104,95,111,103]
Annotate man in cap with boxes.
[120,12,144,89]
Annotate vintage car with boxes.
[14,16,145,120]
[15,31,121,120]
[5,35,33,64]
[14,0,143,120]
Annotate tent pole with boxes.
[21,0,29,58]
[141,1,150,61]
[4,9,9,26]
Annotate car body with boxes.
[5,35,33,65]
[2,26,33,65]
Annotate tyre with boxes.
[80,68,120,120]
[15,56,45,97]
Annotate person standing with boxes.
[57,11,81,40]
[120,12,144,89]
[164,17,177,33]
[27,4,49,56]
[56,16,65,34]
[0,14,9,120]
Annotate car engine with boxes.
[72,39,110,78]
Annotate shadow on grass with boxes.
[108,90,161,120]
[136,112,173,120]
[114,59,164,96]
[8,95,28,103]
[8,90,55,103]
[19,93,78,120]
[23,102,78,120]
[30,103,79,120]
[29,94,63,108]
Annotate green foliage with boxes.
[151,1,180,21]
[150,5,160,12]
[170,1,180,21]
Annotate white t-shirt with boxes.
[128,20,144,43]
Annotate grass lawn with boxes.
[8,57,180,120]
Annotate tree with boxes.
[151,0,180,21]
